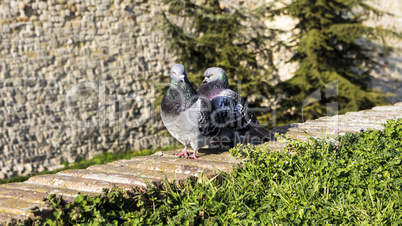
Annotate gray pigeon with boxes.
[196,67,271,144]
[161,64,233,159]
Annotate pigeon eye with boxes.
[173,72,176,75]
[210,74,214,77]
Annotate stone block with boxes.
[38,2,48,10]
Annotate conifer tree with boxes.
[276,0,400,123]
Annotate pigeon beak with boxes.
[178,75,185,82]
[202,77,208,83]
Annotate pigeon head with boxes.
[170,64,188,83]
[203,67,229,87]
[167,64,198,99]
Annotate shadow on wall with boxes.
[371,48,402,103]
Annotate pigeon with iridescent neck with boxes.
[161,64,234,159]
[197,67,271,144]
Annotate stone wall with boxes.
[0,0,174,179]
[0,0,400,179]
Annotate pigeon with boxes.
[161,64,234,159]
[196,67,271,144]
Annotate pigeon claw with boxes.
[188,152,198,159]
[175,150,189,158]
[175,146,189,158]
[210,140,222,148]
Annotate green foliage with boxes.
[158,0,280,120]
[0,146,177,185]
[31,188,146,225]
[32,119,402,224]
[275,0,400,123]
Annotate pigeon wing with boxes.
[197,97,221,137]
[212,90,258,131]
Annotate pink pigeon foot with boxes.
[188,150,198,159]
[175,146,189,158]
[210,140,222,148]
